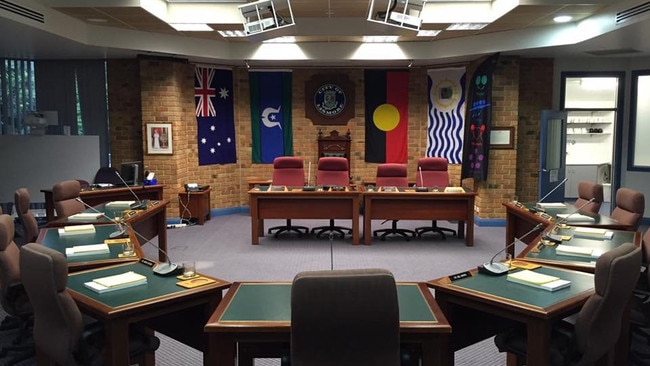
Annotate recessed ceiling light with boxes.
[169,23,213,31]
[446,23,488,30]
[218,30,247,37]
[417,30,441,37]
[263,36,296,43]
[553,15,573,23]
[363,35,399,43]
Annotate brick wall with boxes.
[106,56,553,220]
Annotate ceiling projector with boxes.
[24,112,48,135]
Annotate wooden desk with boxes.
[503,201,631,257]
[46,200,170,262]
[67,262,230,366]
[363,189,476,246]
[41,184,164,222]
[248,187,361,245]
[178,188,211,225]
[204,282,451,366]
[428,266,595,366]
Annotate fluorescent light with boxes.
[263,36,296,43]
[362,35,399,43]
[417,30,441,37]
[446,23,488,30]
[218,30,247,37]
[169,23,214,31]
[553,15,573,23]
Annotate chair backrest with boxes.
[290,268,400,366]
[52,180,84,218]
[417,157,450,188]
[376,163,408,187]
[20,243,83,365]
[93,166,123,185]
[573,242,641,364]
[14,188,39,243]
[272,157,305,187]
[610,188,645,231]
[642,228,650,286]
[316,157,349,187]
[0,214,20,303]
[574,181,603,214]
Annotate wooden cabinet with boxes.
[317,129,351,169]
[178,188,211,225]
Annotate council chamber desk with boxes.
[41,184,164,222]
[503,200,631,257]
[428,266,595,366]
[248,187,361,245]
[66,262,230,366]
[46,200,170,262]
[204,282,451,366]
[363,188,476,246]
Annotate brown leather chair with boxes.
[20,243,160,365]
[495,242,642,365]
[14,188,39,245]
[290,268,401,366]
[52,180,85,219]
[611,187,645,231]
[629,228,650,362]
[267,157,309,237]
[373,163,416,241]
[310,157,353,239]
[574,181,603,215]
[414,157,457,239]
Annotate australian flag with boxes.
[195,66,237,165]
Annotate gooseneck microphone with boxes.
[75,198,127,239]
[75,197,181,276]
[478,223,545,276]
[530,177,568,212]
[542,197,596,243]
[114,171,148,210]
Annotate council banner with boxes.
[427,67,466,163]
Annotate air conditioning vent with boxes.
[0,0,44,23]
[616,2,650,24]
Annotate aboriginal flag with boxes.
[364,69,409,163]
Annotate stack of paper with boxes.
[65,243,110,257]
[68,212,104,221]
[105,201,135,208]
[556,244,604,258]
[84,271,147,293]
[58,224,96,237]
[536,202,566,209]
[507,270,571,291]
[556,213,595,223]
[444,187,464,193]
[573,227,613,240]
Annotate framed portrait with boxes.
[490,126,514,149]
[146,123,173,154]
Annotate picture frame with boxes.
[490,126,514,149]
[146,123,173,154]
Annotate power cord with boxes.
[177,192,193,226]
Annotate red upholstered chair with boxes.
[611,187,645,231]
[373,163,416,241]
[310,157,352,239]
[414,157,457,239]
[268,157,309,237]
[574,181,603,215]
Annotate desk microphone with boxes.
[114,171,148,210]
[75,198,127,239]
[76,198,181,276]
[542,197,595,243]
[303,161,316,191]
[531,177,569,212]
[478,223,544,276]
[415,166,428,192]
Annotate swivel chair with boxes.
[14,188,39,245]
[373,163,416,241]
[310,157,352,239]
[51,180,85,219]
[92,166,123,186]
[574,181,603,215]
[267,157,309,237]
[413,157,457,239]
[610,187,645,231]
[495,242,641,365]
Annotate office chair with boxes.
[629,228,650,364]
[267,157,309,238]
[14,188,39,246]
[574,181,603,215]
[290,268,401,366]
[495,242,642,366]
[413,157,457,239]
[373,163,416,241]
[310,157,352,239]
[611,187,645,231]
[93,166,123,186]
[52,180,85,219]
[19,243,160,365]
[0,214,35,364]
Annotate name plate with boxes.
[448,271,472,282]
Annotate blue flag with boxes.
[249,71,293,164]
[195,67,237,165]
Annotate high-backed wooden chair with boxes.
[373,163,416,241]
[414,157,457,239]
[267,157,309,237]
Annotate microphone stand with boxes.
[75,198,181,276]
[478,223,545,276]
[530,177,568,212]
[114,171,149,210]
[542,197,596,243]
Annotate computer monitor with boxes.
[120,161,142,186]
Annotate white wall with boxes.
[0,135,100,206]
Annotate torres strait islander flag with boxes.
[194,66,237,165]
[364,69,409,163]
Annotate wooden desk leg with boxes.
[352,198,360,245]
[158,206,168,262]
[363,199,372,245]
[207,334,236,366]
[526,319,551,366]
[104,319,130,366]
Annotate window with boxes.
[0,59,36,135]
[629,70,650,170]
